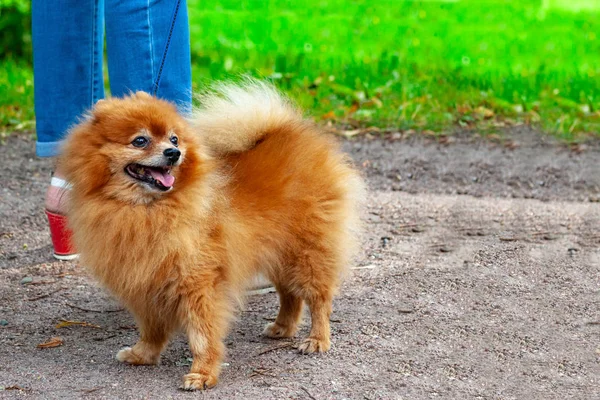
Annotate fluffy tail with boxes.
[191,79,302,154]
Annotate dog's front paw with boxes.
[181,373,218,391]
[297,337,330,354]
[263,322,297,339]
[116,347,159,365]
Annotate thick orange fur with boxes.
[60,81,365,390]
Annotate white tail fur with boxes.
[191,79,302,154]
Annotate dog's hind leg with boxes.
[288,247,339,354]
[263,286,304,339]
[116,312,175,365]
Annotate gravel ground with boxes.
[1,130,599,399]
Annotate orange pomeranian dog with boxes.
[59,80,365,390]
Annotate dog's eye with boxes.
[132,136,149,148]
[170,136,178,147]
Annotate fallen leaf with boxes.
[363,97,383,108]
[346,103,360,116]
[339,129,362,138]
[37,337,64,349]
[321,111,336,120]
[329,83,357,98]
[3,385,30,392]
[525,110,541,123]
[248,286,276,295]
[55,319,101,329]
[438,135,455,145]
[362,126,381,134]
[456,105,472,114]
[81,387,104,394]
[570,143,586,154]
[475,106,495,119]
[352,264,376,270]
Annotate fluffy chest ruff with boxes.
[69,181,224,304]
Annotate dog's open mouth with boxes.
[125,164,175,191]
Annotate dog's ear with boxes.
[90,99,110,125]
[134,91,153,100]
[93,98,108,111]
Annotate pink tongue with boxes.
[149,169,175,187]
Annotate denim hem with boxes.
[36,140,64,158]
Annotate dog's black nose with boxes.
[163,148,181,164]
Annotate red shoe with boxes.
[45,176,78,261]
[45,209,78,260]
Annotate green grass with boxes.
[2,0,600,141]
[0,59,34,138]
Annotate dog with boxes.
[60,80,365,390]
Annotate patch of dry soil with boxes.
[1,132,599,399]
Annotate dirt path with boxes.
[1,131,599,399]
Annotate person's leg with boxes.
[32,0,105,158]
[105,0,192,115]
[33,0,105,259]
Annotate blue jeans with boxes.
[32,0,192,157]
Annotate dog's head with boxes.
[61,92,205,204]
